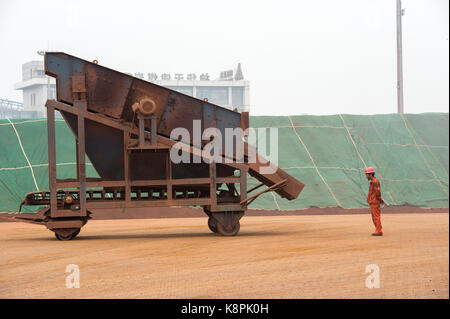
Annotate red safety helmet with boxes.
[365,167,375,174]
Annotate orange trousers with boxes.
[370,204,383,234]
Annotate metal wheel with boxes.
[217,221,240,236]
[54,228,80,241]
[207,217,219,233]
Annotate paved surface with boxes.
[0,213,448,298]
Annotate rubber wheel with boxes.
[217,221,240,236]
[54,228,80,241]
[71,229,80,239]
[208,217,219,233]
[55,233,73,241]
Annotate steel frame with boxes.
[12,52,304,238]
[45,98,247,218]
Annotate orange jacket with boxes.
[367,177,382,205]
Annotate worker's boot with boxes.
[371,233,383,236]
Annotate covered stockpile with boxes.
[0,112,448,212]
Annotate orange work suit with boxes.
[367,177,383,234]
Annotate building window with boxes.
[49,86,56,99]
[30,93,36,106]
[166,86,193,96]
[196,86,228,106]
[232,87,244,108]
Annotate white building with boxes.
[149,63,250,113]
[14,60,56,118]
[14,60,250,118]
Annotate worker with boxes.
[365,167,383,236]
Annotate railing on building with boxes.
[0,98,40,119]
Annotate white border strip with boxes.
[281,166,448,183]
[401,120,449,175]
[338,114,367,167]
[252,124,448,149]
[7,119,39,191]
[401,114,448,196]
[288,115,342,207]
[363,141,448,149]
[0,119,65,126]
[384,178,440,182]
[283,166,363,171]
[366,117,400,205]
[0,162,93,171]
[270,192,281,210]
[340,114,396,205]
[253,125,346,129]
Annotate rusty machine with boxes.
[14,52,304,240]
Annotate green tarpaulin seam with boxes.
[288,115,343,207]
[7,119,39,192]
[400,114,448,196]
[0,113,448,212]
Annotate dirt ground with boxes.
[0,213,448,299]
[3,205,446,222]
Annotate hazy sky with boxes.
[0,0,448,115]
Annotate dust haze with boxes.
[0,0,448,115]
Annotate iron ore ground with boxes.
[0,212,448,298]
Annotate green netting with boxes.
[0,113,448,212]
[248,113,449,209]
[0,118,99,212]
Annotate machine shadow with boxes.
[20,230,286,241]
